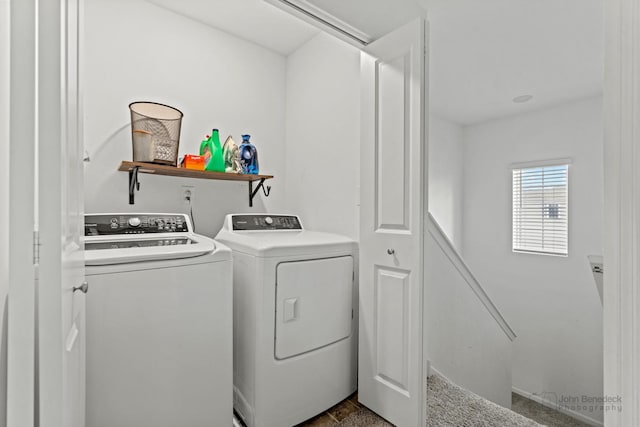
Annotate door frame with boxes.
[7,0,83,426]
[603,0,640,425]
[7,0,37,425]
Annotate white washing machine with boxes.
[215,214,358,427]
[84,213,233,427]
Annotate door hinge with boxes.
[33,230,40,265]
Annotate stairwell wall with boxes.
[462,96,604,425]
[426,218,514,408]
[428,114,464,251]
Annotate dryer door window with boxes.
[275,256,354,360]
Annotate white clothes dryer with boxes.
[84,213,233,427]
[215,214,358,427]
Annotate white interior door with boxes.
[37,0,85,426]
[359,18,427,427]
[62,1,86,426]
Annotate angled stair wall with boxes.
[425,213,516,408]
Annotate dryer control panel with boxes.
[231,214,302,231]
[85,214,191,236]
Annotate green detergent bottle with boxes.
[200,128,225,172]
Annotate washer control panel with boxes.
[85,237,194,250]
[85,214,190,236]
[231,214,302,231]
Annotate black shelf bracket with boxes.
[249,178,271,207]
[128,166,141,205]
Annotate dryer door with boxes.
[275,256,354,359]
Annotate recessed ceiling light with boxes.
[513,95,533,103]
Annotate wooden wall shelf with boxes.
[118,161,273,206]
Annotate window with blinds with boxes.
[512,163,569,256]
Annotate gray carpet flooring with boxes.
[425,374,542,427]
[336,374,543,427]
[511,393,591,427]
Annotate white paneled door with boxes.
[37,0,86,426]
[359,18,427,427]
[61,2,86,426]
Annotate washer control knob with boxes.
[128,217,141,227]
[264,216,274,225]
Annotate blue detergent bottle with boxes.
[239,134,259,174]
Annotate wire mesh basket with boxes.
[129,101,183,166]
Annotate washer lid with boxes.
[84,235,220,266]
[215,229,356,257]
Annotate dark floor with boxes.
[295,392,362,427]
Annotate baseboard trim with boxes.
[428,365,448,382]
[512,387,603,427]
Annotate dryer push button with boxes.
[283,298,298,322]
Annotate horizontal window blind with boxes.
[512,164,568,256]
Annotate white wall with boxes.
[0,1,10,423]
[83,0,287,237]
[428,114,464,251]
[284,33,360,240]
[462,96,604,424]
[426,218,513,408]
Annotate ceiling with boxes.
[146,0,320,56]
[146,0,604,126]
[427,0,604,125]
